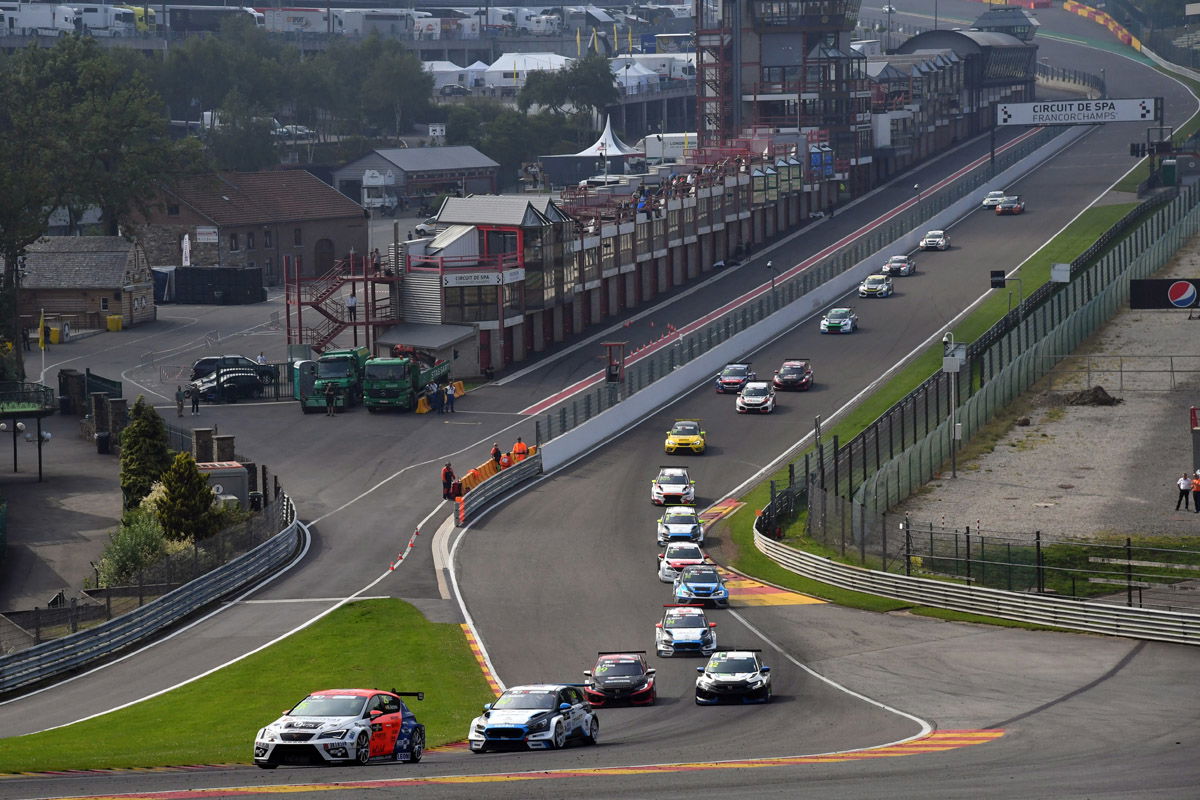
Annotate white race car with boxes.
[735,381,776,413]
[656,604,718,657]
[981,190,1006,208]
[820,307,858,334]
[651,465,696,505]
[253,689,426,769]
[657,541,709,582]
[468,684,598,752]
[657,506,703,546]
[920,230,950,250]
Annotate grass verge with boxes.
[0,599,494,774]
[723,200,1152,630]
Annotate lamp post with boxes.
[884,5,895,50]
[0,420,25,473]
[598,141,609,184]
[941,334,964,479]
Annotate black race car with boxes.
[583,651,656,706]
[772,359,813,391]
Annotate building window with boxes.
[230,233,240,251]
[247,232,255,250]
[265,229,273,248]
[293,228,302,246]
[100,297,109,311]
[166,204,180,216]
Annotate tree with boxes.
[156,452,222,542]
[518,69,569,114]
[564,54,619,119]
[119,396,174,510]
[206,88,278,171]
[360,38,433,137]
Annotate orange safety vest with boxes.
[512,441,529,461]
[498,452,512,469]
[1192,477,1200,493]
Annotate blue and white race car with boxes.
[673,564,729,607]
[468,684,598,753]
[695,650,772,704]
[253,688,425,769]
[657,506,703,546]
[655,604,718,657]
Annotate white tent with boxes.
[423,60,465,91]
[484,52,573,89]
[575,115,641,157]
[465,60,490,88]
[611,60,658,95]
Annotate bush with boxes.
[97,508,167,586]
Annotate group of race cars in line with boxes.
[252,188,1026,768]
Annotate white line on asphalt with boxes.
[232,596,391,604]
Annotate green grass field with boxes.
[0,599,494,773]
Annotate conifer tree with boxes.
[156,451,221,542]
[119,396,173,510]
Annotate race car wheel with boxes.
[551,722,567,750]
[581,717,599,746]
[353,731,371,765]
[255,761,277,770]
[409,729,425,763]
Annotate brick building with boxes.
[134,170,368,284]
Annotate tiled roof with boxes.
[375,146,499,173]
[168,170,364,226]
[16,237,135,290]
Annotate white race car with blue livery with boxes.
[673,564,729,607]
[468,684,598,753]
[253,688,425,769]
[655,604,718,657]
[657,506,703,546]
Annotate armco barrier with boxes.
[0,498,302,693]
[754,531,1200,645]
[456,452,542,526]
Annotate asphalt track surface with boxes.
[3,7,1200,798]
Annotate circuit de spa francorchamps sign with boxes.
[997,98,1161,126]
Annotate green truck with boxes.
[363,351,451,412]
[296,346,370,413]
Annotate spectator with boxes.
[441,462,456,499]
[20,325,31,351]
[346,290,358,321]
[257,352,268,365]
[325,383,337,417]
[445,382,456,412]
[190,386,200,415]
[371,248,382,273]
[512,436,529,462]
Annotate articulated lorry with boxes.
[295,346,370,413]
[363,351,450,412]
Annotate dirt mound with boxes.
[1063,385,1122,406]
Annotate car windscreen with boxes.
[720,366,747,377]
[365,363,408,380]
[671,422,698,435]
[494,690,557,710]
[663,512,696,525]
[779,365,806,377]
[683,568,719,582]
[709,657,758,674]
[290,694,366,717]
[594,660,643,677]
[657,471,687,484]
[743,385,768,397]
[668,613,707,628]
[828,310,849,319]
[317,358,353,378]
[666,545,702,559]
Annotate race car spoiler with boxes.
[388,690,425,701]
[597,650,647,655]
[657,465,689,471]
[663,603,706,608]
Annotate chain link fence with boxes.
[0,491,294,656]
[535,126,1069,443]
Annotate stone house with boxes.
[14,236,155,333]
[134,170,368,284]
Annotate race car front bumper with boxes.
[253,738,359,767]
[469,724,556,751]
[695,682,770,704]
[584,682,654,706]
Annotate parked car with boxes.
[190,355,277,383]
[282,124,314,140]
[414,217,439,237]
[440,84,470,96]
[189,369,267,403]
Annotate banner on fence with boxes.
[1129,279,1200,309]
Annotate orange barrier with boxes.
[456,446,538,496]
[1063,1,1141,51]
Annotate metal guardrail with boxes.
[0,382,55,412]
[457,452,542,526]
[0,496,301,693]
[754,531,1200,645]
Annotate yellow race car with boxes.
[664,419,706,455]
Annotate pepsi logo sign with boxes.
[1168,281,1197,308]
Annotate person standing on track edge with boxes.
[491,443,501,465]
[441,462,456,500]
[445,382,456,412]
[190,386,200,415]
[1177,473,1192,511]
[512,436,529,462]
[325,382,337,417]
[1190,472,1200,514]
